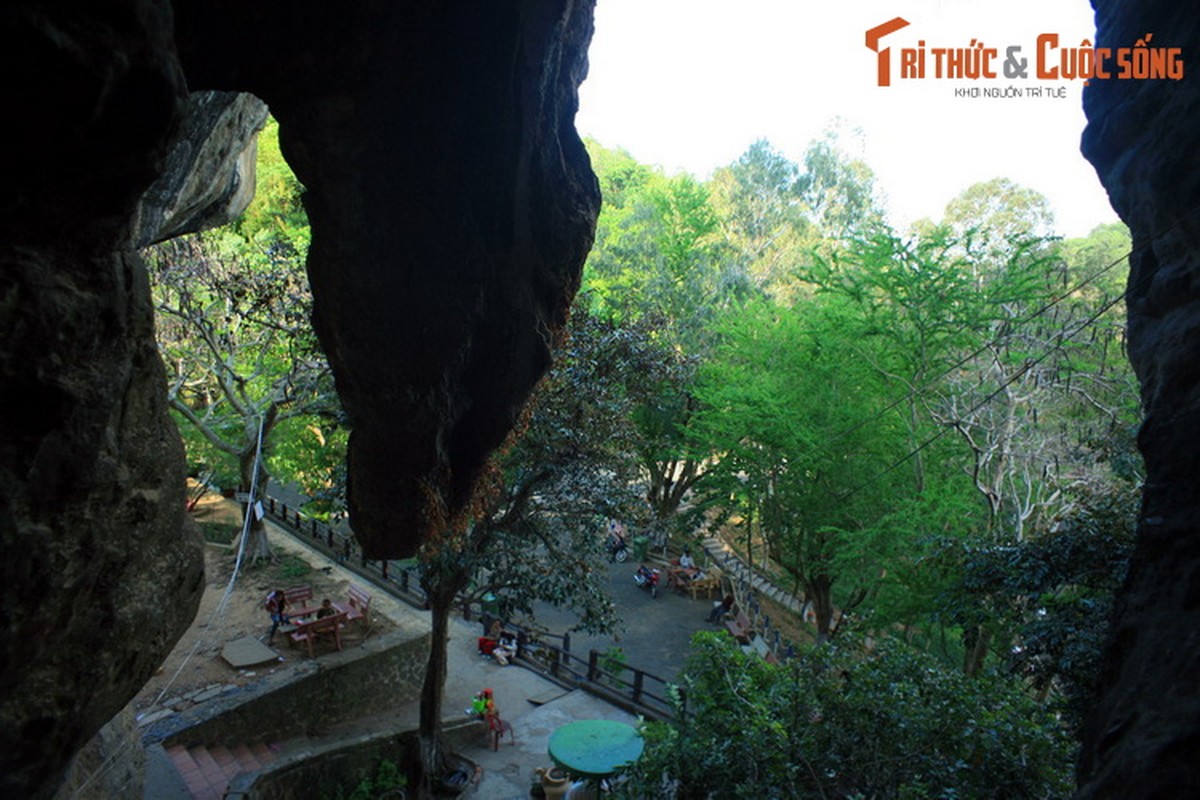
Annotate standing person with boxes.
[265,588,289,642]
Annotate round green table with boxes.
[548,719,643,794]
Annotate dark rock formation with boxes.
[174,0,602,558]
[1078,2,1200,796]
[0,5,205,798]
[133,91,269,248]
[1,1,598,797]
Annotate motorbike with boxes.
[633,564,661,599]
[606,533,630,563]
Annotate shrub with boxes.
[620,632,1072,799]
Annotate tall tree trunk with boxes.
[811,574,834,644]
[962,625,992,676]
[417,585,455,798]
[235,448,274,564]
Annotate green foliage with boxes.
[938,488,1136,733]
[599,646,628,689]
[691,295,911,637]
[196,521,241,546]
[234,116,310,257]
[621,632,1073,799]
[942,177,1055,266]
[326,758,408,800]
[269,415,349,517]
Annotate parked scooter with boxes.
[606,532,630,563]
[634,564,661,599]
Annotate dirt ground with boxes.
[132,492,392,713]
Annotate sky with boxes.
[576,0,1121,239]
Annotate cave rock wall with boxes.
[1079,1,1200,795]
[0,5,205,798]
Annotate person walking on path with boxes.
[265,588,289,643]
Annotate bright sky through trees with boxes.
[577,0,1120,237]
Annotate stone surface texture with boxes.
[1078,1,1200,796]
[0,1,598,797]
[132,90,270,248]
[0,4,205,799]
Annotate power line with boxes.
[823,237,1134,449]
[835,287,1130,505]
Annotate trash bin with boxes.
[632,535,650,561]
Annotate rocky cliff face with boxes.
[1079,1,1200,795]
[0,6,205,798]
[133,91,269,249]
[0,1,598,797]
[174,0,602,558]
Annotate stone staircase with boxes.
[165,740,284,799]
[700,535,804,614]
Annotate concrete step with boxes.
[167,740,283,799]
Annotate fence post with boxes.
[563,632,571,656]
[550,647,561,679]
[632,670,644,703]
[401,570,410,593]
[587,650,599,682]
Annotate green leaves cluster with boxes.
[621,631,1073,800]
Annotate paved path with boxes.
[524,557,727,686]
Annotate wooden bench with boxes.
[282,585,318,618]
[334,585,372,632]
[726,610,754,644]
[288,610,348,657]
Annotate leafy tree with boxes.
[804,229,1012,497]
[621,631,1073,799]
[413,303,650,788]
[943,177,1056,269]
[583,142,749,529]
[938,487,1136,727]
[148,230,335,562]
[693,298,910,640]
[795,127,885,242]
[710,131,885,303]
[232,116,310,256]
